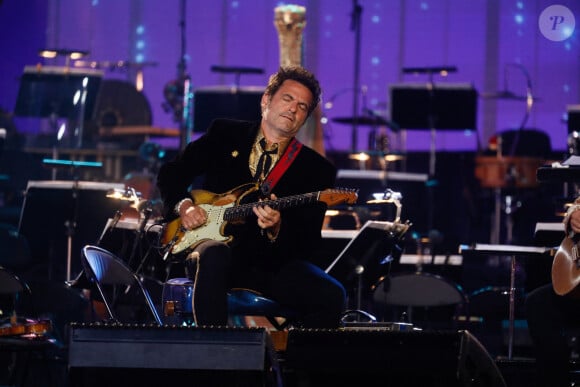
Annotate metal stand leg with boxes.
[492,188,501,244]
[508,254,516,360]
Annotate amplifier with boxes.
[68,323,281,386]
[69,323,272,370]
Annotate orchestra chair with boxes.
[372,272,469,329]
[81,245,163,325]
[162,279,295,330]
[0,266,61,387]
[0,222,31,273]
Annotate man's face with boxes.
[261,79,313,139]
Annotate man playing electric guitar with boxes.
[157,66,347,328]
[526,199,580,387]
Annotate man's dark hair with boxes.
[264,66,321,116]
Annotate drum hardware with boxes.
[481,63,540,136]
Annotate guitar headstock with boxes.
[319,188,358,207]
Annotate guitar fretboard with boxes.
[224,192,320,221]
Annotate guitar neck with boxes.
[223,192,320,221]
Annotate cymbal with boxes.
[74,60,158,70]
[332,116,391,127]
[480,90,541,102]
[348,152,405,162]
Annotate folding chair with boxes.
[81,245,162,325]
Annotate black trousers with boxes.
[525,283,580,387]
[186,240,346,328]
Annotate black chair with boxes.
[372,271,469,329]
[0,265,30,319]
[227,288,295,330]
[81,245,163,325]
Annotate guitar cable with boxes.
[185,251,200,326]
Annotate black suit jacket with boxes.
[157,118,337,274]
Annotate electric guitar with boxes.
[552,234,580,297]
[161,183,358,255]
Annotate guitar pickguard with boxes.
[171,202,236,254]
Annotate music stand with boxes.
[459,243,553,360]
[192,85,263,133]
[14,65,102,149]
[18,180,125,282]
[326,220,408,313]
[389,82,477,173]
[389,82,477,231]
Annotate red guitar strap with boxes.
[260,137,303,196]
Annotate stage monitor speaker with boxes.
[193,86,263,132]
[284,329,506,387]
[68,324,281,387]
[17,180,125,281]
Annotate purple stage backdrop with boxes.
[0,0,578,154]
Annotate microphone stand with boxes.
[128,202,153,274]
[96,210,123,246]
[64,177,80,282]
[350,0,362,153]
